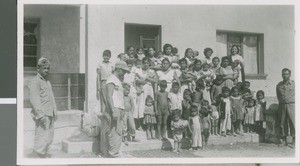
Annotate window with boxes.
[216,30,266,79]
[24,18,40,69]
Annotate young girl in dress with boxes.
[171,110,189,153]
[230,86,244,136]
[255,90,266,135]
[189,105,202,150]
[244,98,256,133]
[143,95,157,140]
[219,56,237,89]
[219,87,232,136]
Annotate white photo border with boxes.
[17,0,300,165]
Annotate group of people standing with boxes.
[28,43,295,158]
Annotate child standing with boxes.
[244,98,256,133]
[210,75,223,105]
[230,86,244,136]
[171,110,189,153]
[201,108,211,150]
[189,105,202,150]
[143,95,157,140]
[219,87,232,136]
[122,83,140,145]
[210,103,219,135]
[168,82,183,115]
[155,80,170,140]
[255,90,266,135]
[97,50,114,113]
[192,79,204,107]
[182,89,192,138]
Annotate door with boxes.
[125,23,161,53]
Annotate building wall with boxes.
[24,5,80,73]
[86,5,294,112]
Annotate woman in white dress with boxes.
[228,45,245,82]
[135,57,157,130]
[156,58,180,92]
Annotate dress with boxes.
[171,119,189,141]
[230,96,244,121]
[135,68,155,118]
[189,116,202,147]
[255,100,266,121]
[219,66,235,89]
[143,105,157,124]
[219,98,232,132]
[157,68,177,92]
[244,107,255,125]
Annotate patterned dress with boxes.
[244,107,255,125]
[143,105,157,124]
[230,96,244,122]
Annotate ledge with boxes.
[245,74,268,80]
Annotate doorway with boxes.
[124,23,162,54]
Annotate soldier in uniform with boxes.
[29,57,57,158]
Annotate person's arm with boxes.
[105,83,115,116]
[276,83,281,103]
[208,118,211,133]
[173,70,181,87]
[29,79,44,120]
[154,92,158,114]
[210,86,215,104]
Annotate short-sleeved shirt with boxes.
[276,80,295,104]
[168,92,183,110]
[98,61,114,81]
[106,74,124,109]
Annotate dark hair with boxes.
[172,81,180,88]
[191,105,198,111]
[163,44,173,55]
[202,63,210,68]
[155,51,163,58]
[162,58,170,64]
[172,47,178,54]
[183,89,192,96]
[230,86,240,94]
[126,45,135,52]
[196,79,205,90]
[201,99,209,106]
[247,98,256,106]
[282,68,291,74]
[126,60,134,65]
[256,90,265,98]
[147,46,156,57]
[136,46,144,52]
[159,80,168,88]
[212,56,220,61]
[203,47,213,55]
[221,56,230,63]
[145,95,153,103]
[179,58,188,64]
[135,59,142,65]
[117,53,125,58]
[184,48,193,57]
[244,81,250,85]
[122,82,131,89]
[222,86,230,93]
[103,50,111,57]
[230,45,240,54]
[172,109,181,118]
[193,59,202,66]
[142,57,151,64]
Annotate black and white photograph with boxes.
[17,0,299,165]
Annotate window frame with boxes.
[216,30,267,80]
[24,18,40,71]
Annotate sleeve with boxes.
[29,78,45,119]
[49,82,57,116]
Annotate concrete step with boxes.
[61,129,259,154]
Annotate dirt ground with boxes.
[123,142,295,158]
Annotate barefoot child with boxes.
[189,105,202,150]
[171,110,189,153]
[182,89,193,138]
[143,95,157,140]
[201,108,211,150]
[210,102,219,135]
[122,83,140,145]
[230,86,244,136]
[155,80,170,139]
